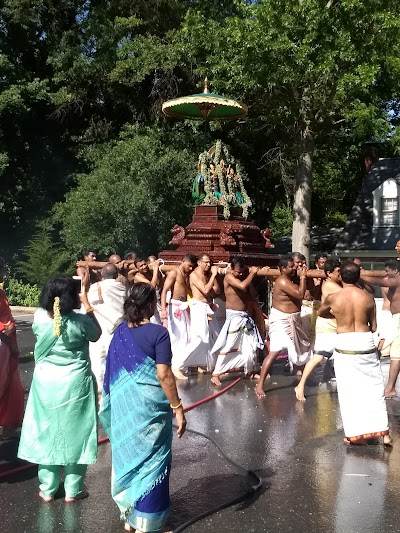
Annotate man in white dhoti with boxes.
[295,258,342,401]
[210,257,264,386]
[160,254,198,380]
[255,256,310,399]
[180,254,219,373]
[377,285,393,356]
[87,263,127,395]
[362,260,400,398]
[319,261,391,446]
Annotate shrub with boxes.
[5,278,40,307]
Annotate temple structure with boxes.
[159,141,279,266]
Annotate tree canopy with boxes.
[2,0,400,276]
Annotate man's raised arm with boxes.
[225,267,261,290]
[161,270,177,320]
[191,266,218,297]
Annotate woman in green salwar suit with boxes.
[18,275,101,502]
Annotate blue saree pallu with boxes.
[99,322,172,532]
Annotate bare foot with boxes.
[197,366,207,374]
[172,368,188,380]
[65,490,89,503]
[294,385,306,402]
[384,388,397,399]
[124,523,133,532]
[248,373,260,380]
[211,375,222,386]
[384,434,393,447]
[255,384,266,399]
[39,491,54,503]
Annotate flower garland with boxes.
[196,139,252,220]
[53,296,61,337]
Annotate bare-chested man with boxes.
[255,256,310,399]
[76,250,101,289]
[362,260,400,398]
[319,261,391,446]
[177,254,219,373]
[209,257,265,385]
[291,252,321,344]
[134,258,162,324]
[161,254,197,379]
[108,254,134,287]
[295,259,342,401]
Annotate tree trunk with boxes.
[291,123,314,264]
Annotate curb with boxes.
[10,306,38,313]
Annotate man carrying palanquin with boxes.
[133,258,162,324]
[160,254,198,380]
[178,254,219,373]
[87,263,127,396]
[76,250,102,289]
[291,251,323,347]
[319,261,391,446]
[362,260,400,398]
[209,256,265,386]
[255,256,310,399]
[295,258,342,401]
[0,258,24,439]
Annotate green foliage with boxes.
[2,0,400,259]
[16,226,73,287]
[5,278,40,307]
[269,203,293,240]
[55,125,198,257]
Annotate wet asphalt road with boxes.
[2,314,400,533]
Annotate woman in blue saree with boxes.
[99,283,186,532]
[18,275,101,502]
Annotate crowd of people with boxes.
[1,245,399,532]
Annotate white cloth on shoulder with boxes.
[210,310,264,376]
[268,307,311,369]
[88,279,127,389]
[168,299,190,369]
[334,331,389,442]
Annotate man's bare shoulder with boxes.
[322,280,341,297]
[274,275,287,287]
[224,272,236,284]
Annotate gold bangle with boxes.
[170,400,182,410]
[86,307,94,314]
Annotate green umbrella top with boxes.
[162,78,248,121]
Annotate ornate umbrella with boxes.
[162,78,248,121]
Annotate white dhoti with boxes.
[269,307,311,369]
[168,299,190,369]
[301,300,320,345]
[313,316,337,359]
[88,279,127,390]
[180,299,217,370]
[213,297,227,337]
[210,310,264,376]
[334,332,389,442]
[378,309,395,353]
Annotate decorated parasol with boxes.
[162,78,248,121]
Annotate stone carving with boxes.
[169,224,186,246]
[220,224,236,246]
[261,228,275,249]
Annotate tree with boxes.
[154,0,400,260]
[15,225,73,287]
[54,125,199,257]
